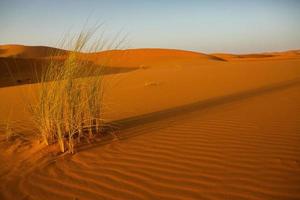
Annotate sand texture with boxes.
[0,45,300,200]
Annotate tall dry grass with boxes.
[0,107,14,141]
[29,29,112,153]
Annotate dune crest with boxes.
[212,50,300,61]
[1,44,299,62]
[0,45,67,58]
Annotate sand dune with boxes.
[0,45,222,60]
[0,44,67,58]
[85,48,226,66]
[213,50,300,61]
[0,57,137,88]
[1,44,299,61]
[0,45,300,200]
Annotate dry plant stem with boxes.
[29,29,107,153]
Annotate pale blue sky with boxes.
[0,0,299,53]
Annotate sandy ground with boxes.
[0,45,300,200]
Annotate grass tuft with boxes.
[28,28,110,153]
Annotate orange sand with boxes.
[0,45,300,200]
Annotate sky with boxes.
[0,0,299,53]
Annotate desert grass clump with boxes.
[0,108,14,141]
[29,30,108,153]
[0,120,14,141]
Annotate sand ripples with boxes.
[2,85,300,200]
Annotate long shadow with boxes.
[113,78,300,130]
[76,78,300,153]
[0,57,138,88]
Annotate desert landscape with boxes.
[1,1,300,200]
[0,44,299,200]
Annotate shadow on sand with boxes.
[76,78,300,153]
[0,57,138,88]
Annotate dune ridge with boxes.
[0,44,67,58]
[1,44,299,63]
[212,50,300,61]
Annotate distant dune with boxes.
[212,50,300,61]
[1,44,300,88]
[1,44,299,61]
[0,44,300,200]
[0,44,68,58]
